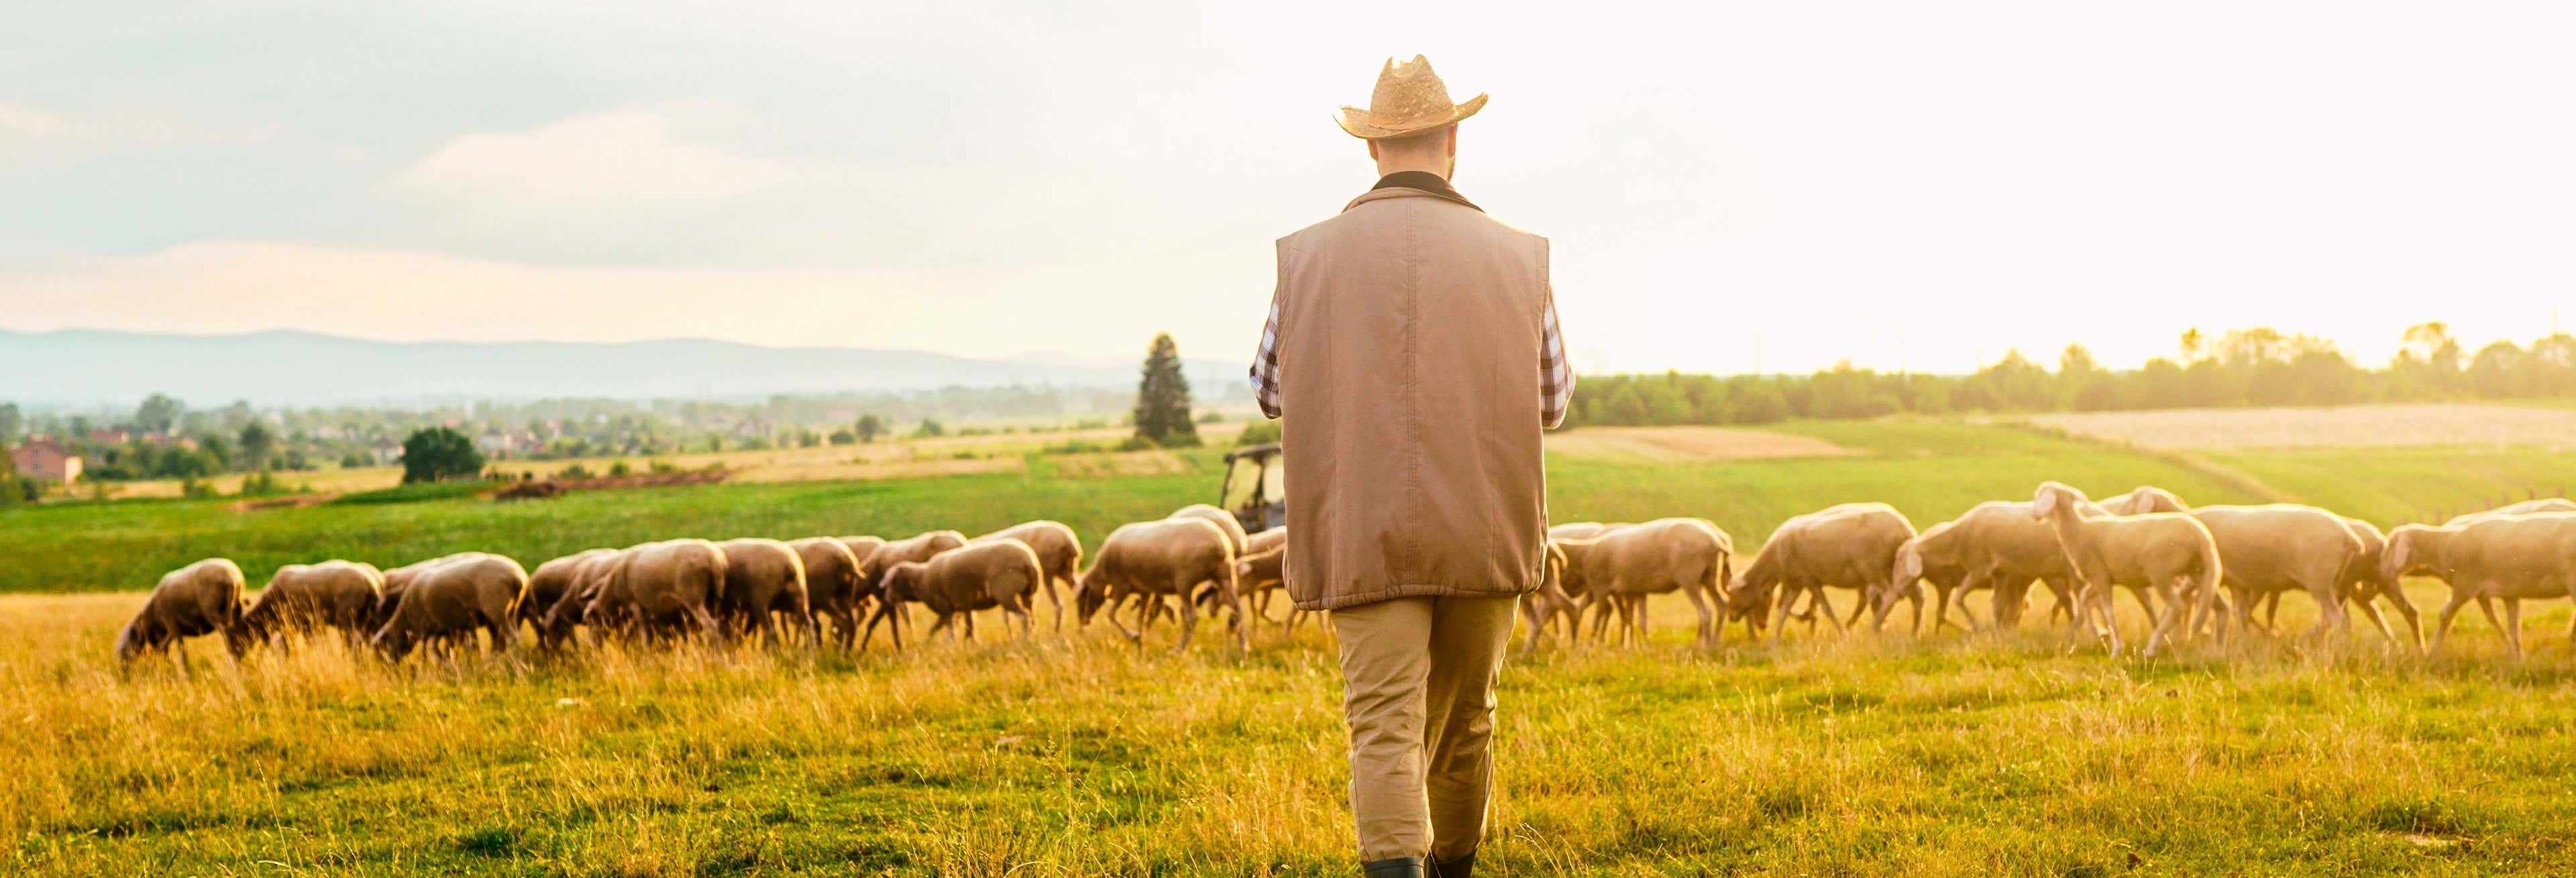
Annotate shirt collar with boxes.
[1368,171,1481,212]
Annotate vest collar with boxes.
[1345,173,1483,213]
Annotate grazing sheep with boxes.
[2188,504,2364,640]
[536,549,626,651]
[2031,482,2223,657]
[714,538,818,645]
[1515,540,1582,653]
[1885,520,1986,633]
[1556,517,1733,647]
[2430,500,2576,631]
[1170,503,1251,557]
[579,539,729,645]
[973,520,1083,633]
[372,553,531,659]
[239,560,385,649]
[864,540,1048,649]
[525,549,618,626]
[2387,513,2576,657]
[1727,504,1913,640]
[789,537,868,649]
[864,531,966,628]
[1902,501,2104,633]
[2099,486,2190,516]
[1076,517,1245,652]
[117,558,250,663]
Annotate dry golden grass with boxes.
[17,584,2576,875]
[1545,425,1861,463]
[1051,450,1195,479]
[2025,403,2576,451]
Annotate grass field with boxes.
[12,417,2576,875]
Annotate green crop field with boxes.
[8,419,2576,875]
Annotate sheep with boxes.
[865,540,1048,649]
[577,539,728,645]
[789,537,869,649]
[239,559,385,650]
[971,520,1083,633]
[2031,482,2223,657]
[117,558,250,663]
[524,549,618,628]
[2186,504,2364,641]
[1555,517,1733,647]
[1075,517,1245,653]
[2386,512,2576,658]
[371,553,531,660]
[1727,504,1914,640]
[714,537,818,645]
[2421,500,2576,637]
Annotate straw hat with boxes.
[1336,55,1487,140]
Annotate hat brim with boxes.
[1335,93,1487,140]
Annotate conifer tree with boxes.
[1131,333,1201,447]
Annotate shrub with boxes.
[1234,420,1281,447]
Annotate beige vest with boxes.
[1275,186,1552,610]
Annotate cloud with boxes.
[399,109,784,205]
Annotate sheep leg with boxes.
[2142,578,2186,658]
[2379,588,2425,654]
[2304,578,2350,643]
[2350,594,2400,649]
[1766,587,1796,643]
[1823,589,1857,635]
[2500,593,2526,659]
[2469,593,2508,651]
[1679,580,1717,647]
[2259,592,2284,633]
[1172,580,1201,653]
[2429,590,2475,654]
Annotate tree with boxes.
[400,427,485,484]
[855,415,888,443]
[0,402,18,443]
[237,421,278,472]
[1130,333,1202,447]
[134,393,184,434]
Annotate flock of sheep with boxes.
[111,485,2576,666]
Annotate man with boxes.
[1251,56,1570,878]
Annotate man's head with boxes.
[1368,124,1458,180]
[1337,55,1483,180]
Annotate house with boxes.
[11,437,82,488]
[87,429,130,445]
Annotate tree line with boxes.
[1562,323,2575,428]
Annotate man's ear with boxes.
[1367,140,1381,160]
[1445,126,1458,155]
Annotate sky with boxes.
[3,1,2573,376]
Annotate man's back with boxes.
[1271,185,1553,611]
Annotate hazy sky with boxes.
[4,1,2572,375]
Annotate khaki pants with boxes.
[1330,595,1518,863]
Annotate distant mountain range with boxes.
[0,329,1244,406]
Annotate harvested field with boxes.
[2025,403,2576,451]
[1050,449,1196,479]
[1546,425,1862,463]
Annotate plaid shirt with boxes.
[1251,270,1572,429]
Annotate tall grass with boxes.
[11,590,2576,875]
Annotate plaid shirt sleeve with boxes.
[1540,290,1572,429]
[1251,288,1284,420]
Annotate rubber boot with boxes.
[1362,856,1425,878]
[1430,851,1475,878]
